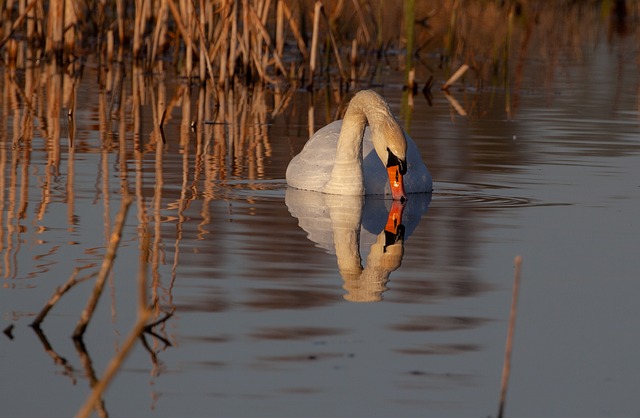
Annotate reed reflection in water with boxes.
[0,55,308,415]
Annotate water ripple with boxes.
[432,181,568,209]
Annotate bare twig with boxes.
[498,255,523,418]
[31,266,97,328]
[75,194,151,418]
[308,1,323,88]
[442,63,469,91]
[0,0,39,50]
[72,196,133,339]
[280,0,308,58]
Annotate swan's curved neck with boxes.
[323,91,397,195]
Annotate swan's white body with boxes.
[286,90,432,197]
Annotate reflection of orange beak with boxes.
[384,200,405,235]
[386,166,406,201]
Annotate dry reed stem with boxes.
[350,0,371,44]
[442,63,469,90]
[72,196,133,339]
[498,255,523,418]
[191,0,216,82]
[241,0,250,74]
[198,0,207,82]
[116,0,125,43]
[407,67,415,91]
[133,0,144,59]
[166,0,199,60]
[26,0,39,42]
[214,1,231,85]
[0,0,39,51]
[250,47,277,84]
[280,0,307,58]
[248,4,287,75]
[31,267,98,328]
[185,0,195,79]
[228,0,238,78]
[63,0,77,53]
[45,0,64,58]
[149,0,168,67]
[308,1,322,87]
[106,30,114,62]
[271,84,293,116]
[350,38,357,86]
[504,6,514,118]
[276,0,284,57]
[320,5,347,81]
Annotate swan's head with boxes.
[343,90,408,200]
[370,115,407,201]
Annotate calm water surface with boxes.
[1,33,639,417]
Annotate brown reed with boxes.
[72,196,133,339]
[31,266,98,328]
[308,1,322,87]
[498,255,523,418]
[0,0,610,92]
[441,63,469,91]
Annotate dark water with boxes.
[1,29,639,418]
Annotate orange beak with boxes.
[386,166,406,201]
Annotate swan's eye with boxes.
[386,148,407,175]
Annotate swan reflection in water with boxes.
[285,189,431,302]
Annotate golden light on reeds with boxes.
[0,0,619,96]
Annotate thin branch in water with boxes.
[498,255,523,418]
[0,0,39,50]
[75,195,152,418]
[307,1,323,89]
[72,196,133,339]
[31,266,97,328]
[442,63,469,91]
[279,0,308,58]
[320,5,347,82]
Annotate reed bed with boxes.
[1,0,631,90]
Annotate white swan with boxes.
[286,90,432,200]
